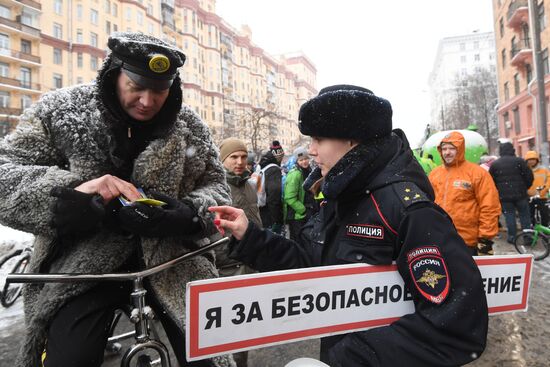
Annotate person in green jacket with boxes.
[284,147,316,240]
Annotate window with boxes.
[526,64,533,82]
[53,48,62,64]
[474,41,479,49]
[20,10,33,26]
[514,73,520,95]
[137,11,143,25]
[53,23,63,39]
[126,8,132,21]
[91,9,99,25]
[90,32,98,48]
[502,48,507,68]
[148,23,154,34]
[113,24,118,32]
[0,62,8,77]
[20,39,31,54]
[76,4,83,20]
[147,4,154,16]
[0,33,9,50]
[53,73,63,89]
[76,29,83,43]
[112,3,118,17]
[104,0,111,13]
[460,42,466,51]
[20,67,31,88]
[90,56,98,70]
[0,91,9,108]
[21,95,31,109]
[539,1,547,31]
[77,53,83,68]
[0,5,10,18]
[513,107,521,134]
[76,76,83,84]
[474,54,480,61]
[460,55,466,63]
[106,21,111,34]
[54,0,63,15]
[504,82,510,100]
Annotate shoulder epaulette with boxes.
[392,182,431,209]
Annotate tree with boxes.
[444,68,499,153]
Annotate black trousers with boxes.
[43,281,216,367]
[288,219,306,241]
[529,198,549,227]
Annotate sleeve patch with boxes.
[407,246,450,304]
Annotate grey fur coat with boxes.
[0,82,234,366]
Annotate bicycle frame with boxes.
[6,236,230,367]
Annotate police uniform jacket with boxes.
[229,130,488,367]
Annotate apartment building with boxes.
[428,31,497,131]
[493,0,550,157]
[0,0,317,152]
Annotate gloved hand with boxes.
[50,187,105,236]
[117,192,201,237]
[477,238,494,256]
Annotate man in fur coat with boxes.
[0,32,234,367]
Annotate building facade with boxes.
[0,0,317,152]
[428,31,497,132]
[492,0,550,158]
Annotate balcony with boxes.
[507,0,529,30]
[14,0,41,10]
[0,76,41,92]
[0,16,40,38]
[0,107,22,116]
[510,38,532,67]
[0,47,40,64]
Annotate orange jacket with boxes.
[428,131,501,246]
[524,150,550,198]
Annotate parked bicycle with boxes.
[0,244,32,307]
[514,187,550,260]
[6,236,230,367]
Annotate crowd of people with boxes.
[0,31,546,367]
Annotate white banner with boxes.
[186,255,533,361]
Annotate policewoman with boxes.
[210,85,488,367]
[0,33,234,367]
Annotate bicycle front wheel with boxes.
[514,232,550,260]
[1,252,30,307]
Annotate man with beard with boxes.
[0,33,233,367]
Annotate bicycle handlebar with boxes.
[6,236,230,284]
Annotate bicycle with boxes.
[0,244,32,307]
[5,236,230,367]
[514,187,550,260]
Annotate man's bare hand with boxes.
[74,174,141,202]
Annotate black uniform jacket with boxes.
[229,131,488,367]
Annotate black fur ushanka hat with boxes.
[298,84,393,142]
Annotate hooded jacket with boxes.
[0,36,233,366]
[524,150,550,198]
[489,143,534,202]
[258,151,283,228]
[229,130,488,367]
[429,131,501,246]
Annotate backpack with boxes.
[257,163,278,207]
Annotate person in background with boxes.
[479,155,497,171]
[417,150,437,175]
[0,32,233,367]
[283,147,316,240]
[490,142,534,244]
[217,138,261,367]
[524,150,550,227]
[429,131,501,255]
[210,84,488,367]
[257,145,284,234]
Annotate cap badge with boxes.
[149,54,170,73]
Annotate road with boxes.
[1,238,548,366]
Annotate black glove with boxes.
[50,187,105,237]
[477,238,494,256]
[117,192,202,237]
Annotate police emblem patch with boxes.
[346,224,384,240]
[149,54,170,73]
[407,246,450,304]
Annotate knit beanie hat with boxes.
[293,147,309,160]
[270,140,285,158]
[298,84,393,142]
[219,138,247,162]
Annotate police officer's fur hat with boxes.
[298,84,393,142]
[108,32,186,90]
